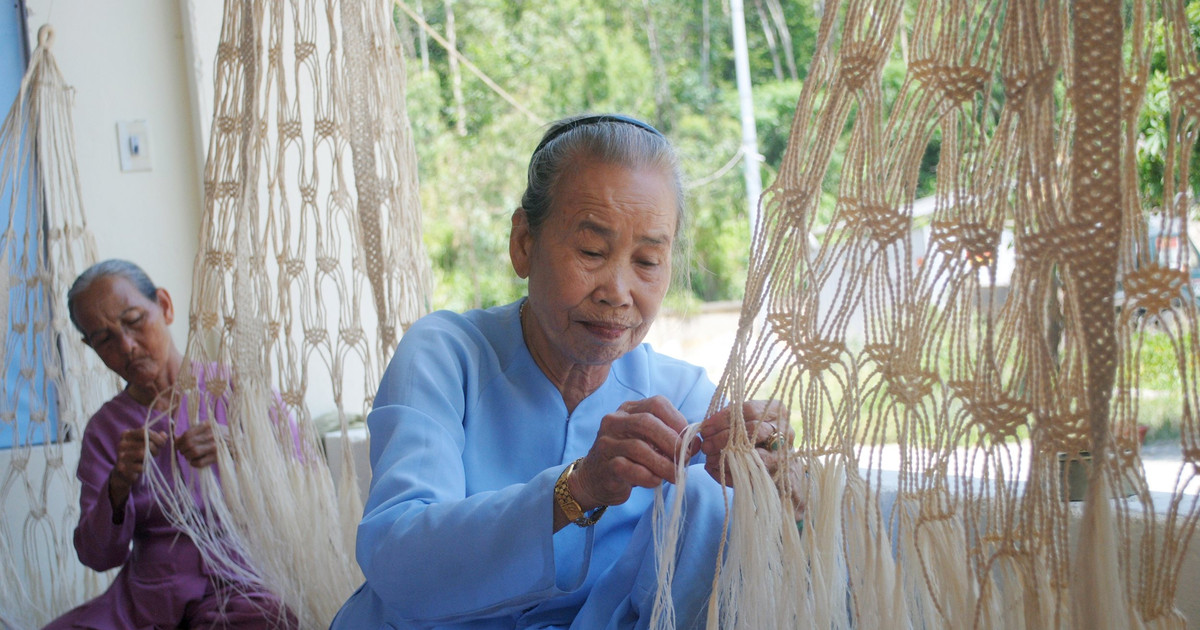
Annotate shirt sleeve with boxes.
[73,409,136,571]
[355,315,590,624]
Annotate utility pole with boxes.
[730,0,763,235]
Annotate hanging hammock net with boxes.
[0,1,430,627]
[0,26,120,629]
[146,0,431,626]
[651,0,1200,628]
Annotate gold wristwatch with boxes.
[555,458,607,527]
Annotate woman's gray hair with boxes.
[520,114,686,238]
[67,259,158,334]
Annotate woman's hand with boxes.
[698,400,793,484]
[569,396,691,511]
[108,428,168,511]
[176,422,227,469]
[699,400,805,521]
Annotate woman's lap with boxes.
[41,576,293,629]
[186,586,295,629]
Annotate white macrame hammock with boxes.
[651,1,1200,628]
[0,26,119,629]
[144,0,431,626]
[2,1,1199,629]
[0,1,431,627]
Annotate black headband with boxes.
[532,114,664,156]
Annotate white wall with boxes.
[23,0,204,349]
[178,0,221,176]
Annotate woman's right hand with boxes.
[568,396,691,511]
[108,428,168,508]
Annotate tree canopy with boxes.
[395,0,1194,312]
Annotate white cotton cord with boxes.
[649,422,703,630]
[143,363,361,628]
[893,494,940,627]
[777,455,811,628]
[709,429,803,628]
[688,0,1190,625]
[842,464,906,627]
[139,381,261,588]
[976,549,1041,630]
[1071,473,1139,630]
[913,506,975,628]
[720,441,806,628]
[804,456,849,629]
[209,371,358,627]
[335,427,367,562]
[650,421,808,630]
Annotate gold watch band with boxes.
[554,458,607,527]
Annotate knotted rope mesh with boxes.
[653,1,1200,628]
[146,0,430,626]
[0,4,429,627]
[0,26,119,629]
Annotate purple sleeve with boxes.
[72,405,136,571]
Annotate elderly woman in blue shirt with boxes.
[332,114,796,629]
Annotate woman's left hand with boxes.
[698,400,806,521]
[698,400,793,484]
[175,422,227,469]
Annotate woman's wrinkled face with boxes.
[73,275,176,390]
[512,157,677,372]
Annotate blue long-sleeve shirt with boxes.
[332,300,727,629]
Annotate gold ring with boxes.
[757,427,784,451]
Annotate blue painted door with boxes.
[0,1,57,449]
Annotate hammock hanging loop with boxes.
[37,24,54,48]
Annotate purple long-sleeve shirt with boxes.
[46,365,288,629]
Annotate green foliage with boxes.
[672,111,748,302]
[1137,1,1200,208]
[399,0,824,309]
[1135,329,1191,392]
[399,1,1192,312]
[1131,329,1193,442]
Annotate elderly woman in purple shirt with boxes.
[43,259,292,630]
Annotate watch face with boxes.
[559,494,583,520]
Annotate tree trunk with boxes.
[445,0,467,136]
[392,3,416,59]
[641,0,671,129]
[764,0,797,80]
[701,0,712,100]
[752,0,783,81]
[416,0,431,72]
